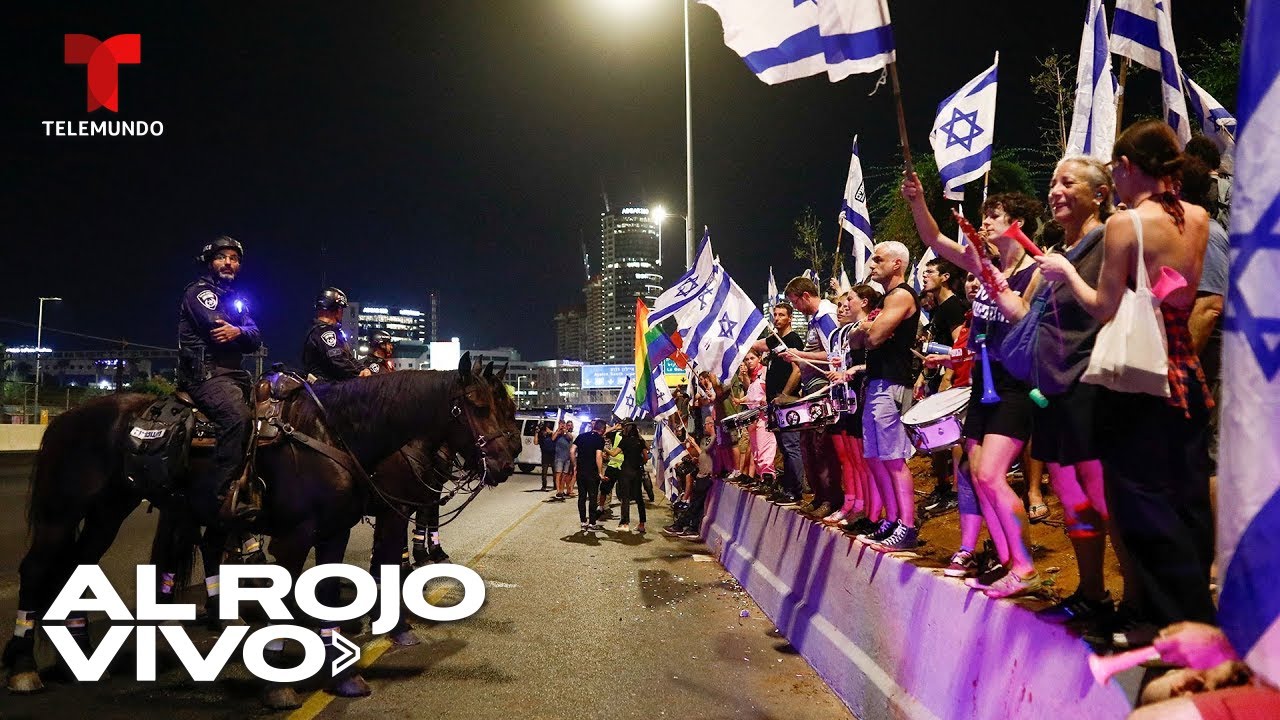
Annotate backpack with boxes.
[124,396,195,500]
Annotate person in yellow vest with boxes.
[599,422,625,520]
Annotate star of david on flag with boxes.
[612,376,644,421]
[652,231,715,326]
[1066,0,1117,161]
[1216,0,1280,688]
[680,261,768,385]
[930,57,998,202]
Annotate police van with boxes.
[514,409,595,473]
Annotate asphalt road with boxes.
[0,453,853,720]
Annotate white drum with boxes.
[901,386,971,453]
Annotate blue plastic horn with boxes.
[977,334,1000,405]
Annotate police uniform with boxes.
[178,262,262,525]
[362,354,395,374]
[302,322,363,381]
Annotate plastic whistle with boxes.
[1001,222,1044,257]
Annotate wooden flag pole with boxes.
[1115,57,1131,127]
[831,221,845,281]
[888,61,914,176]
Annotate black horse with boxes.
[3,353,514,707]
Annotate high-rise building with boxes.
[583,274,605,363]
[600,206,661,363]
[348,301,431,356]
[554,306,587,361]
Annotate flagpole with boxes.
[1115,57,1131,126]
[684,0,696,269]
[831,221,845,280]
[888,61,914,175]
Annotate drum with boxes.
[721,407,764,442]
[900,386,971,453]
[767,394,839,432]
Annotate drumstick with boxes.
[769,330,831,372]
[911,348,927,360]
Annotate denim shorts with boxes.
[554,458,572,474]
[861,379,915,461]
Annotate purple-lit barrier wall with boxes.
[702,481,1137,720]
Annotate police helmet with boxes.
[315,287,349,311]
[199,236,244,264]
[370,330,394,346]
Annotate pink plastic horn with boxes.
[1151,266,1189,302]
[1088,646,1161,686]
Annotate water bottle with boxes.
[923,341,956,357]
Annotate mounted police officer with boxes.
[178,236,262,524]
[361,330,396,375]
[302,287,369,381]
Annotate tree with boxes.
[129,375,176,397]
[1029,52,1077,161]
[791,206,831,278]
[1185,35,1242,114]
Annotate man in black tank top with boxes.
[849,241,922,551]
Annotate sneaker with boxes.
[586,523,605,532]
[943,550,978,578]
[808,502,833,519]
[965,564,1008,590]
[919,488,949,512]
[1036,591,1115,625]
[857,519,896,543]
[821,510,849,525]
[635,523,646,533]
[677,528,701,539]
[870,524,919,552]
[617,523,631,532]
[983,569,1042,598]
[661,525,684,537]
[840,516,879,537]
[580,522,589,530]
[772,494,802,507]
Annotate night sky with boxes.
[2,1,1243,362]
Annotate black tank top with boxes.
[867,283,920,386]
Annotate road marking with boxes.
[288,498,546,720]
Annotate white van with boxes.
[514,410,595,473]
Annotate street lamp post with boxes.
[682,0,694,269]
[653,206,688,272]
[34,297,61,422]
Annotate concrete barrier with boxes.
[0,424,46,452]
[701,481,1137,720]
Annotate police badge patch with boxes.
[197,290,218,310]
[321,330,338,347]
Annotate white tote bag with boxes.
[1080,210,1171,397]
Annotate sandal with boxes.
[1028,504,1049,524]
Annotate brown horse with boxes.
[3,353,514,708]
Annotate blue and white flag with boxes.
[767,266,778,303]
[683,262,769,385]
[1183,72,1237,171]
[1066,0,1117,161]
[1110,0,1160,70]
[700,0,894,85]
[930,57,999,202]
[910,246,936,295]
[839,137,876,282]
[698,0,826,85]
[813,0,895,82]
[838,266,852,295]
[652,231,716,326]
[654,421,691,500]
[612,376,644,421]
[1110,0,1190,146]
[1218,0,1280,688]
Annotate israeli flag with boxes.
[612,376,643,421]
[1218,0,1280,688]
[1066,0,1117,161]
[838,266,852,295]
[930,58,999,202]
[683,262,769,385]
[767,266,778,304]
[910,246,937,296]
[652,232,716,326]
[698,0,826,85]
[814,0,896,82]
[654,422,691,500]
[1110,0,1160,70]
[1183,72,1237,171]
[1111,1,1190,146]
[839,137,876,282]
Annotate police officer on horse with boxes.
[178,235,262,524]
[302,287,369,381]
[362,330,396,375]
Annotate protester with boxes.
[751,302,805,505]
[918,257,968,517]
[901,178,1043,596]
[571,419,609,531]
[824,286,878,528]
[737,349,777,489]
[1038,120,1215,638]
[538,422,556,492]
[552,420,575,501]
[615,423,650,533]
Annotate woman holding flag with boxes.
[900,175,1044,599]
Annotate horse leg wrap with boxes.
[12,610,36,639]
[160,572,177,597]
[205,574,221,597]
